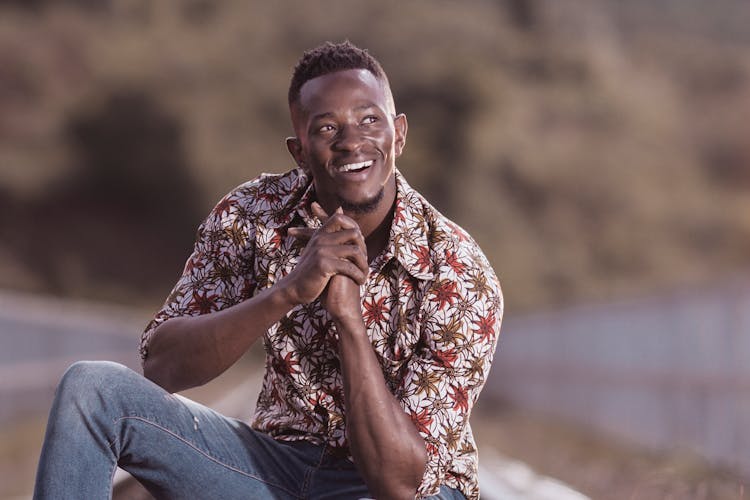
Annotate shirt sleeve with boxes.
[401,261,503,498]
[139,190,257,363]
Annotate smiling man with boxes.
[34,41,502,500]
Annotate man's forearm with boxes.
[143,283,297,393]
[336,316,428,499]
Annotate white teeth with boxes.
[338,160,373,172]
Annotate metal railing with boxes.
[487,277,750,478]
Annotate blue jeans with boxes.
[34,361,466,499]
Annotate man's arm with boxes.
[303,205,427,499]
[321,209,503,498]
[329,276,428,500]
[143,283,296,393]
[143,205,368,393]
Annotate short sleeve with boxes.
[401,262,503,498]
[139,191,257,362]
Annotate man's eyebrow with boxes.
[309,103,380,122]
[354,103,378,112]
[310,111,334,122]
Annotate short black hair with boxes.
[288,40,387,106]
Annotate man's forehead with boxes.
[295,68,394,115]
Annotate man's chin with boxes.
[337,188,385,215]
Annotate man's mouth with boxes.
[336,160,373,173]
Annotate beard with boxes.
[337,187,385,215]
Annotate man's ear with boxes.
[393,113,408,158]
[286,137,307,171]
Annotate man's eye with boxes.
[318,124,336,133]
[362,115,378,125]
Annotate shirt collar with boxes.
[266,167,434,281]
[387,169,434,281]
[260,168,317,230]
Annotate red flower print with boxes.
[425,440,438,456]
[363,296,388,326]
[472,311,496,343]
[434,348,458,368]
[410,407,434,435]
[449,384,469,413]
[431,279,461,310]
[414,245,431,273]
[189,290,217,314]
[270,229,282,250]
[272,352,300,377]
[393,204,406,226]
[445,250,466,275]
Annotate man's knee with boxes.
[57,360,132,404]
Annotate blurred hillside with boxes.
[0,0,748,312]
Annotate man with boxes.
[34,41,502,499]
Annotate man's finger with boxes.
[288,226,362,247]
[312,203,360,234]
[328,243,368,277]
[287,227,315,240]
[311,201,329,221]
[327,257,367,285]
[322,214,360,235]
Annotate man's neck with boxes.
[359,203,394,263]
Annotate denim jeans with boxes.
[34,361,466,499]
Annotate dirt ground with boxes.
[472,401,748,500]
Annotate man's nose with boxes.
[332,124,363,152]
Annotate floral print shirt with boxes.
[140,167,502,499]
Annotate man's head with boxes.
[286,41,407,220]
[288,41,393,114]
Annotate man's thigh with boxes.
[99,366,306,498]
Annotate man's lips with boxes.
[335,159,374,173]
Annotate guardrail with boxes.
[487,277,750,479]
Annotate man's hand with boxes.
[284,203,367,321]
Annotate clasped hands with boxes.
[283,202,367,324]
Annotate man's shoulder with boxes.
[405,186,503,348]
[394,174,497,284]
[410,191,491,272]
[215,168,310,219]
[225,167,308,203]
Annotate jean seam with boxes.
[113,415,303,499]
[106,460,118,499]
[300,442,328,498]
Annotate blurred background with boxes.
[1,0,749,498]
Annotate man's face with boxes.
[287,69,407,217]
